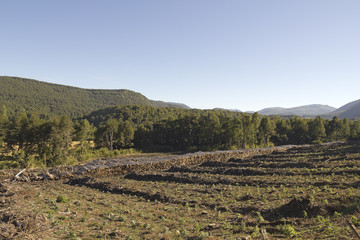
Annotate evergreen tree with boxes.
[0,106,8,148]
[74,119,95,156]
[241,115,253,148]
[257,117,274,147]
[198,112,221,150]
[350,120,360,139]
[326,116,346,141]
[308,116,326,143]
[340,119,351,140]
[176,115,198,149]
[95,119,119,150]
[250,113,261,147]
[5,109,28,152]
[272,118,291,145]
[221,118,244,149]
[46,116,74,166]
[134,125,151,150]
[116,120,135,148]
[289,117,309,144]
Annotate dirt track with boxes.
[6,142,346,182]
[8,144,306,181]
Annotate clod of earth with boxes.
[265,196,322,219]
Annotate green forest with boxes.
[0,76,188,117]
[1,104,359,169]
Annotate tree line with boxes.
[1,105,359,168]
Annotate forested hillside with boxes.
[0,76,189,117]
[1,77,360,169]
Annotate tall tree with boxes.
[289,117,309,144]
[74,119,95,156]
[350,120,360,139]
[5,109,28,153]
[221,118,244,149]
[242,115,253,148]
[46,116,74,166]
[134,125,151,150]
[272,118,291,145]
[250,113,261,147]
[326,116,348,141]
[198,112,221,150]
[340,119,351,140]
[96,119,119,150]
[116,120,135,148]
[308,116,326,143]
[0,106,8,148]
[257,117,274,147]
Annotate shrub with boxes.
[256,211,265,224]
[277,224,297,237]
[56,194,68,203]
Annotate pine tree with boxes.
[257,117,274,147]
[350,120,360,139]
[0,106,8,147]
[46,116,74,166]
[117,120,135,148]
[289,117,309,144]
[103,119,119,150]
[272,118,291,145]
[308,116,326,143]
[74,119,95,156]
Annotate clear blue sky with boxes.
[1,1,359,111]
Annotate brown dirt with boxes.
[0,182,50,239]
[265,196,323,220]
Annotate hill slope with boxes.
[325,99,360,119]
[0,76,189,117]
[258,104,336,116]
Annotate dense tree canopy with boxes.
[84,105,360,152]
[1,104,360,168]
[0,76,189,117]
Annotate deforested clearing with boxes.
[2,142,360,239]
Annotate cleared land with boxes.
[1,142,360,239]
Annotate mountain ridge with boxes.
[257,104,336,116]
[1,76,360,119]
[324,99,360,119]
[0,76,189,117]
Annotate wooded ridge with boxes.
[0,76,189,117]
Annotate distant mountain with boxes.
[258,104,336,116]
[152,101,191,109]
[0,76,190,117]
[212,108,242,112]
[325,99,360,119]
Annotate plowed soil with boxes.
[1,142,360,239]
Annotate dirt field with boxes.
[1,142,360,239]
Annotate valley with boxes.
[1,77,360,239]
